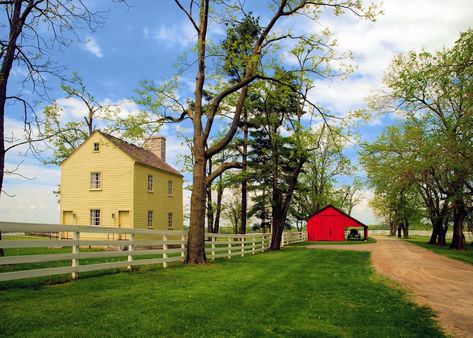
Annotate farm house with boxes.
[307,205,368,241]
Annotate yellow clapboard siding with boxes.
[60,132,183,240]
[133,163,183,231]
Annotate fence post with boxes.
[281,232,285,248]
[211,235,216,261]
[261,234,265,252]
[181,234,186,260]
[228,237,231,259]
[252,235,255,255]
[240,235,244,257]
[72,230,80,280]
[127,233,134,270]
[163,234,168,268]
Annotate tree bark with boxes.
[187,143,207,263]
[213,178,223,233]
[206,158,214,234]
[240,108,248,234]
[451,200,467,250]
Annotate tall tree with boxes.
[138,0,377,262]
[367,29,473,249]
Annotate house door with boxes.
[118,211,130,240]
[62,211,74,239]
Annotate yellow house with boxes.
[60,131,183,238]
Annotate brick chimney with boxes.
[144,136,166,162]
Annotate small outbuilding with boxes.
[307,205,368,241]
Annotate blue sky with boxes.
[1,0,472,225]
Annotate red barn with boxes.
[307,205,368,241]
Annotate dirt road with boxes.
[307,236,473,338]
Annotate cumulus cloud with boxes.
[84,36,104,58]
[308,0,473,115]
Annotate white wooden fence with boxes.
[369,229,473,241]
[0,222,306,282]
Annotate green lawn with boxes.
[404,236,473,265]
[293,237,377,247]
[0,246,444,337]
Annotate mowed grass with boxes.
[405,236,473,265]
[0,247,444,337]
[292,237,377,247]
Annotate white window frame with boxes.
[90,172,102,190]
[90,209,101,226]
[167,180,173,196]
[93,142,100,152]
[147,175,153,192]
[147,210,153,228]
[167,212,173,229]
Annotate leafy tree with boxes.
[367,29,473,249]
[138,0,378,262]
[0,0,119,256]
[43,74,155,166]
[291,125,354,221]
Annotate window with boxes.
[90,209,101,226]
[147,175,153,192]
[147,211,153,228]
[90,172,101,190]
[167,212,173,228]
[93,142,100,152]
[167,180,173,196]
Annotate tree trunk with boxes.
[402,221,409,239]
[0,231,4,257]
[451,201,466,250]
[213,178,223,233]
[270,217,284,250]
[389,221,396,236]
[428,221,439,244]
[240,109,248,234]
[437,224,448,246]
[397,224,402,238]
[206,158,214,234]
[186,142,207,263]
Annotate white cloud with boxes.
[84,36,104,58]
[153,21,196,47]
[305,0,473,116]
[351,189,381,225]
[0,184,60,223]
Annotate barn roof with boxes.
[307,204,368,228]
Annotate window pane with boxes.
[93,143,100,151]
[90,172,101,189]
[147,211,153,227]
[148,175,153,191]
[168,180,173,195]
[168,212,173,228]
[90,209,100,226]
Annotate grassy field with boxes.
[405,236,473,265]
[0,246,444,337]
[292,237,377,247]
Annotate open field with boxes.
[0,246,444,337]
[404,236,473,265]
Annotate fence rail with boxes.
[369,229,473,241]
[0,222,306,282]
